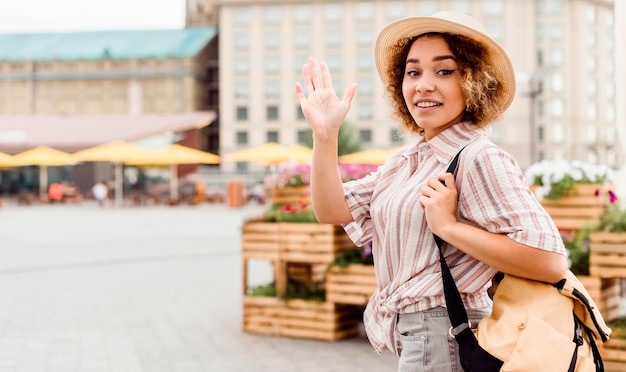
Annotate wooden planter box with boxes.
[540,184,612,232]
[578,275,622,322]
[589,232,626,278]
[242,222,357,296]
[326,264,377,305]
[270,186,310,205]
[242,296,361,341]
[242,222,356,263]
[600,338,626,372]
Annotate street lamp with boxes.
[518,67,555,165]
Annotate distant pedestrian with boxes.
[48,182,63,203]
[92,181,108,206]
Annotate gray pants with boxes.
[396,307,490,372]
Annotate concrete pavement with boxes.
[0,201,397,372]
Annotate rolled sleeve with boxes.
[459,146,566,255]
[342,172,380,247]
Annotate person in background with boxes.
[48,182,63,203]
[295,11,567,371]
[92,180,108,207]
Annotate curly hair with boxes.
[385,32,504,136]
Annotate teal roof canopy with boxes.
[0,27,217,62]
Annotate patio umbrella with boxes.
[0,151,14,167]
[73,140,156,207]
[227,142,312,165]
[339,148,395,165]
[12,146,78,200]
[126,144,220,200]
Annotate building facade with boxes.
[198,0,621,173]
[0,28,220,155]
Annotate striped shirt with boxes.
[341,122,566,355]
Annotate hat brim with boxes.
[375,11,516,114]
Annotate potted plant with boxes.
[589,200,626,278]
[325,244,377,306]
[525,160,616,233]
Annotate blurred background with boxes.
[0,0,624,203]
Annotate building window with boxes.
[355,3,374,21]
[546,0,564,14]
[326,54,342,72]
[587,31,596,48]
[234,58,249,74]
[606,81,615,99]
[264,80,280,98]
[293,5,311,24]
[357,53,373,71]
[264,6,281,24]
[586,55,596,72]
[266,130,279,143]
[235,82,249,98]
[586,126,597,144]
[356,28,373,46]
[265,32,280,49]
[483,0,504,16]
[359,129,372,143]
[551,99,564,118]
[551,124,564,143]
[548,23,563,41]
[267,106,279,120]
[325,30,342,48]
[357,78,373,95]
[265,55,280,73]
[587,78,597,97]
[606,105,615,122]
[550,74,564,92]
[236,106,248,121]
[390,128,403,143]
[324,4,343,22]
[296,106,305,120]
[484,23,504,44]
[297,129,310,145]
[236,162,248,172]
[585,4,596,23]
[236,131,248,145]
[386,2,406,21]
[294,31,311,49]
[294,54,309,73]
[586,104,597,120]
[233,8,250,25]
[234,33,249,50]
[358,103,374,120]
[450,0,471,14]
[549,48,563,66]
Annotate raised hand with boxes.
[295,58,357,139]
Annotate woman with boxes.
[295,11,567,371]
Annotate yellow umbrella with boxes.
[227,142,312,165]
[339,148,395,165]
[73,140,157,207]
[12,146,78,200]
[126,144,220,200]
[0,151,14,167]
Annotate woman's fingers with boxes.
[308,58,324,90]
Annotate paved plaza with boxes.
[0,201,397,372]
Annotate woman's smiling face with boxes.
[402,35,466,140]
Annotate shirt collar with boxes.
[409,122,490,166]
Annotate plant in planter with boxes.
[525,159,614,200]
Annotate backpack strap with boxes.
[553,270,612,342]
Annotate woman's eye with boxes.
[438,69,455,76]
[406,70,420,77]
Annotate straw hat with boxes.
[375,11,516,114]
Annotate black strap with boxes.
[432,148,469,330]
